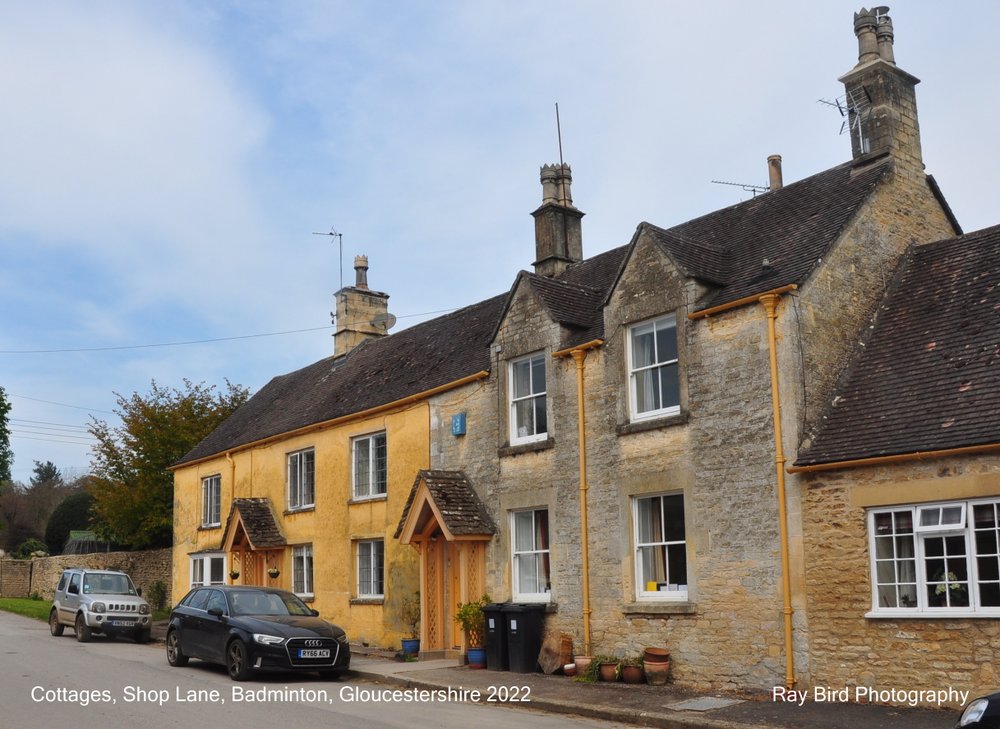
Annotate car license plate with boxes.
[298,649,330,658]
[111,620,136,627]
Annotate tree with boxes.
[31,460,62,488]
[0,386,12,483]
[45,487,95,554]
[88,379,249,549]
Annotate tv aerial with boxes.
[312,226,344,290]
[711,179,769,197]
[818,86,872,154]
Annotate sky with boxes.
[1,1,998,484]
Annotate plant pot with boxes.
[400,638,420,656]
[229,572,240,581]
[467,647,487,669]
[563,663,577,677]
[267,569,280,579]
[574,655,592,675]
[621,664,644,684]
[644,658,671,686]
[643,646,670,663]
[598,662,619,682]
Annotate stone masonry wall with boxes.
[801,457,1000,707]
[0,559,32,598]
[27,549,173,605]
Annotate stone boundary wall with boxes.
[0,549,173,606]
[0,559,32,598]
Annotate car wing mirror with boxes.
[310,609,319,617]
[68,584,79,595]
[207,607,224,618]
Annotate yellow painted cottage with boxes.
[171,257,501,648]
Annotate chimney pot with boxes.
[354,255,369,290]
[875,10,895,63]
[767,154,783,191]
[853,8,880,65]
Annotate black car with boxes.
[166,586,350,681]
[958,693,1000,727]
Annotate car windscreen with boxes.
[229,590,313,617]
[82,573,136,595]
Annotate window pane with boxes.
[635,498,658,544]
[663,494,685,542]
[209,557,224,584]
[512,359,531,399]
[355,439,370,493]
[659,364,680,409]
[634,369,658,413]
[975,504,998,528]
[976,528,999,555]
[631,324,655,368]
[534,395,547,435]
[514,511,534,551]
[374,434,387,493]
[667,543,687,584]
[531,356,546,394]
[516,553,538,594]
[639,545,666,584]
[942,505,964,526]
[514,399,534,438]
[894,511,913,532]
[655,320,677,362]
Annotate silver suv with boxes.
[49,568,151,643]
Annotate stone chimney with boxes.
[532,163,584,278]
[333,255,390,358]
[839,7,922,172]
[767,154,783,191]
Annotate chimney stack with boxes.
[840,7,923,172]
[767,154,783,191]
[532,163,584,278]
[333,254,390,358]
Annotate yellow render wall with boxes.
[172,402,428,649]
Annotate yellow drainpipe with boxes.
[759,293,797,690]
[553,338,603,656]
[690,285,798,688]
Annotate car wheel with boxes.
[134,629,151,644]
[74,613,92,643]
[49,610,64,637]
[227,639,252,681]
[166,630,188,667]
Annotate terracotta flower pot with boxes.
[643,658,671,685]
[621,664,644,684]
[598,662,619,682]
[643,646,670,663]
[563,663,577,677]
[574,656,592,675]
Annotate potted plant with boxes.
[400,591,421,656]
[229,570,240,581]
[620,655,644,684]
[454,594,490,669]
[595,655,620,682]
[267,567,280,579]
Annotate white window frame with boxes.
[287,448,315,510]
[632,492,688,601]
[292,544,314,597]
[511,508,551,602]
[190,553,227,588]
[867,498,1000,618]
[627,314,680,421]
[509,353,548,445]
[357,539,384,598]
[201,474,221,527]
[353,432,387,500]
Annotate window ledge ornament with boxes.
[499,437,555,458]
[617,411,689,436]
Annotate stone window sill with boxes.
[283,506,315,516]
[197,524,221,532]
[350,597,385,606]
[616,411,689,436]
[499,437,555,458]
[621,602,697,616]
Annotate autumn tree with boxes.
[88,379,249,549]
[45,486,95,554]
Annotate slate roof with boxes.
[394,470,496,539]
[654,157,892,308]
[177,294,506,465]
[223,498,285,549]
[795,224,1000,467]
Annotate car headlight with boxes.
[960,698,990,727]
[253,633,285,646]
[335,633,349,645]
[91,602,105,613]
[139,604,149,615]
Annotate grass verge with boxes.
[0,596,51,621]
